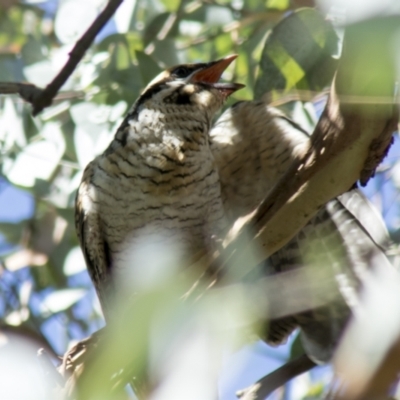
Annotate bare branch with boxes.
[0,82,43,103]
[0,0,124,115]
[31,0,124,115]
[236,354,316,400]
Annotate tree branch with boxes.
[201,17,399,284]
[31,0,124,115]
[236,354,316,400]
[0,0,124,115]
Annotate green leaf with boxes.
[136,50,162,85]
[151,38,180,67]
[159,0,180,12]
[143,12,171,45]
[266,0,289,10]
[255,8,339,98]
[0,221,26,244]
[0,54,24,81]
[21,35,46,66]
[289,332,305,360]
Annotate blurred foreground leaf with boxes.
[255,8,339,98]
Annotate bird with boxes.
[75,55,244,314]
[75,54,392,370]
[210,99,393,364]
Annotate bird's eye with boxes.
[172,66,191,78]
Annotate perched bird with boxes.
[76,55,392,368]
[75,55,244,313]
[210,100,392,363]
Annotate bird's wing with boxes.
[211,100,393,362]
[75,162,113,313]
[210,100,309,222]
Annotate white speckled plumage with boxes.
[76,58,241,311]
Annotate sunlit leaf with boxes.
[114,0,137,33]
[160,0,180,12]
[4,307,29,326]
[0,97,26,153]
[109,100,128,122]
[54,0,100,44]
[23,59,57,87]
[5,122,65,187]
[40,288,86,315]
[64,246,87,276]
[255,8,339,98]
[71,102,114,167]
[205,5,234,27]
[5,249,48,270]
[179,20,203,37]
[266,0,290,10]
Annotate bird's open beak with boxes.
[191,54,245,96]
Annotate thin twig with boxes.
[236,354,316,400]
[30,0,124,116]
[0,83,85,103]
[0,82,43,103]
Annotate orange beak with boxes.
[191,54,244,96]
[191,54,238,84]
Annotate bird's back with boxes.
[210,100,392,362]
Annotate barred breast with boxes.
[86,102,226,277]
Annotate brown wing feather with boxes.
[211,100,392,362]
[75,162,113,314]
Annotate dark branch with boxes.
[0,82,43,103]
[236,354,316,400]
[0,0,124,115]
[31,0,124,115]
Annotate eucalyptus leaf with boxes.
[39,288,86,315]
[64,246,87,276]
[136,50,162,85]
[289,332,305,360]
[54,0,100,44]
[151,38,181,67]
[143,12,172,45]
[205,5,234,27]
[23,59,57,87]
[5,122,65,188]
[0,54,24,81]
[254,8,339,98]
[0,97,26,153]
[114,0,137,33]
[0,221,26,244]
[21,35,46,66]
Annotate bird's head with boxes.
[131,55,244,120]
